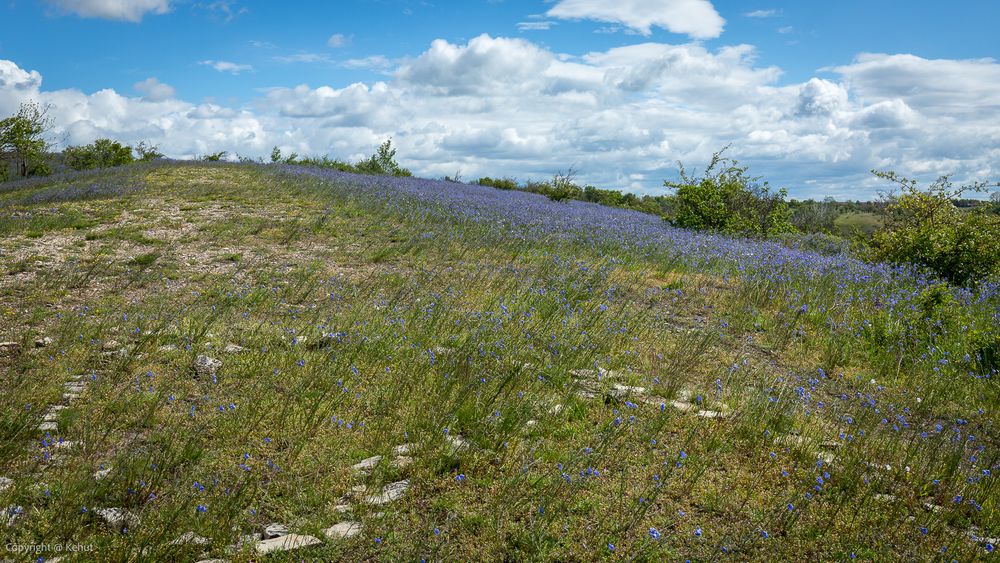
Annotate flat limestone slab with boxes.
[256,533,322,555]
[323,521,362,540]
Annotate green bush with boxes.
[201,151,228,162]
[134,141,163,161]
[866,171,1000,285]
[354,139,411,177]
[477,176,518,190]
[665,148,795,237]
[64,138,135,170]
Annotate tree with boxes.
[355,139,411,176]
[64,138,135,170]
[134,141,163,161]
[867,170,1000,285]
[0,101,53,178]
[665,147,795,237]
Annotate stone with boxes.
[873,494,897,503]
[223,343,245,354]
[263,523,289,539]
[364,480,410,505]
[323,521,362,540]
[670,400,697,413]
[37,421,58,432]
[62,392,80,402]
[0,342,20,355]
[256,534,322,555]
[64,382,87,393]
[52,440,81,450]
[352,455,383,475]
[95,507,140,531]
[2,505,23,527]
[158,344,179,352]
[696,410,727,419]
[101,340,121,351]
[548,404,564,415]
[193,355,222,377]
[332,504,351,513]
[390,456,413,470]
[0,477,12,492]
[94,465,112,480]
[168,531,212,546]
[35,337,53,348]
[394,443,417,456]
[446,435,471,452]
[43,410,62,422]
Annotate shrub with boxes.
[544,170,582,202]
[354,139,411,177]
[134,141,163,161]
[64,138,135,170]
[665,147,795,237]
[0,101,52,179]
[865,170,1000,285]
[201,151,228,162]
[477,176,518,190]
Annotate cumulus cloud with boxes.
[1,43,998,198]
[547,0,725,38]
[46,0,171,22]
[199,60,253,74]
[328,33,350,48]
[744,9,780,18]
[133,77,175,101]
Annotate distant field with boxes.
[0,163,996,561]
[834,212,883,236]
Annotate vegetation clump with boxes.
[665,147,795,237]
[866,170,1000,285]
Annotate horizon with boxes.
[2,0,999,199]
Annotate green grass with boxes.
[834,211,882,236]
[0,163,995,561]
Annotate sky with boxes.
[1,0,998,199]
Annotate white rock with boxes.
[446,435,471,452]
[193,355,222,377]
[332,504,351,513]
[390,456,413,470]
[263,523,289,539]
[37,421,58,432]
[95,507,140,530]
[1,505,23,527]
[352,455,383,475]
[94,465,112,480]
[364,480,410,505]
[168,531,212,546]
[670,400,697,413]
[696,410,727,419]
[158,344,178,352]
[323,521,362,540]
[35,337,53,348]
[0,477,12,492]
[256,534,321,555]
[223,344,245,354]
[394,443,417,456]
[0,342,20,355]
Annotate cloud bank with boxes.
[45,0,171,22]
[1,35,998,199]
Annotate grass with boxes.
[0,162,996,561]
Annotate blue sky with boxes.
[1,0,998,198]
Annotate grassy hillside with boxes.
[0,163,997,561]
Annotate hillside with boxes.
[0,162,997,561]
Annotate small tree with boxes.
[134,141,163,161]
[665,147,794,237]
[64,138,135,170]
[355,139,411,176]
[867,170,1000,285]
[0,101,53,178]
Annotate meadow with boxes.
[0,161,997,561]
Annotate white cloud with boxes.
[199,60,253,74]
[328,34,350,48]
[46,0,171,22]
[2,44,998,199]
[744,9,781,18]
[517,21,555,31]
[133,77,175,101]
[547,0,725,38]
[274,53,333,64]
[342,55,393,71]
